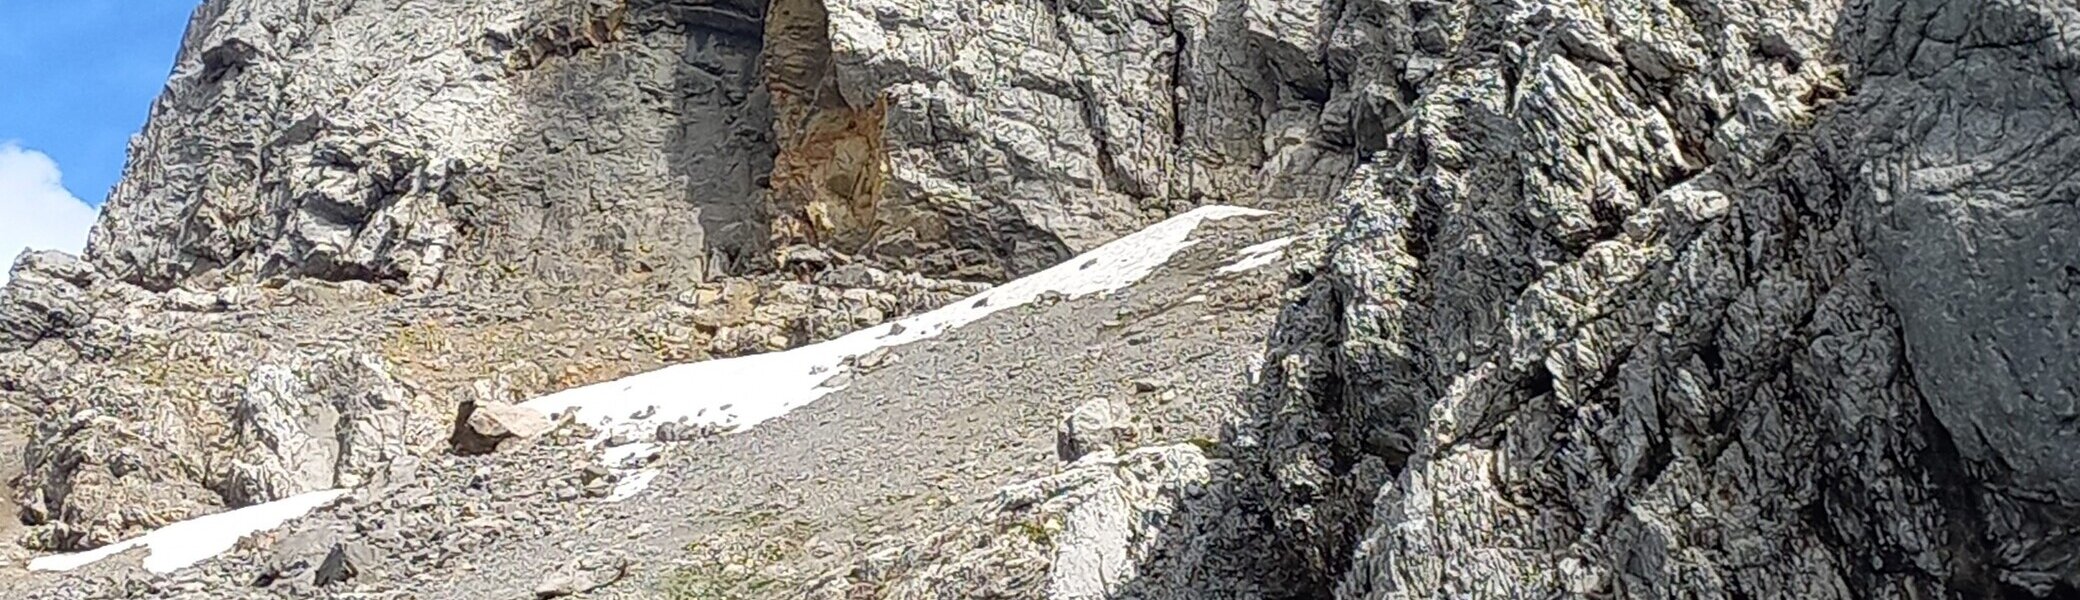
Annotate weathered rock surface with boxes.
[0,252,99,352]
[5,0,2079,595]
[81,0,1341,293]
[759,0,2080,595]
[1055,397,1138,463]
[1214,0,2080,596]
[255,529,375,589]
[0,257,988,551]
[803,444,1224,600]
[221,350,427,505]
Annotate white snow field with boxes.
[29,489,349,573]
[19,204,1278,573]
[1217,236,1297,274]
[521,205,1276,497]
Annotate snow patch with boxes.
[14,206,1279,574]
[521,205,1276,498]
[29,489,349,573]
[1217,236,1297,274]
[608,469,662,502]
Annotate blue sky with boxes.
[0,1,195,276]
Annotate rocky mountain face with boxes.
[4,0,2078,596]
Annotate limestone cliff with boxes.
[4,0,2077,596]
[1,0,1338,556]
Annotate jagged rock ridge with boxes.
[3,0,2078,596]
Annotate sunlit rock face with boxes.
[5,0,2080,597]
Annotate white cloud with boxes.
[0,142,101,283]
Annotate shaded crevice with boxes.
[762,0,891,265]
[1044,0,1140,201]
[1168,23,1191,181]
[1910,385,2020,597]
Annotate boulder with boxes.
[314,539,375,586]
[452,401,552,455]
[0,251,98,352]
[220,350,425,506]
[1056,397,1138,463]
[256,529,377,588]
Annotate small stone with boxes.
[856,347,893,370]
[534,555,630,598]
[534,576,581,599]
[163,288,225,312]
[854,306,886,325]
[1056,397,1137,462]
[314,541,374,587]
[654,421,715,442]
[258,530,330,586]
[778,244,832,270]
[819,371,855,389]
[1131,378,1167,393]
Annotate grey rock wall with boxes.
[82,0,776,293]
[782,0,2080,596]
[77,0,1342,294]
[1228,0,2080,596]
[2,0,2076,595]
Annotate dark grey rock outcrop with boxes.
[3,0,2077,596]
[1226,0,2080,596]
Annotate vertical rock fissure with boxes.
[763,0,891,262]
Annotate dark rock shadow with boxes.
[647,0,776,279]
[454,0,777,295]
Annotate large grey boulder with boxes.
[0,252,99,352]
[451,398,554,456]
[221,350,427,505]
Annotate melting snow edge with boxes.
[28,489,349,573]
[520,205,1277,498]
[18,205,1279,575]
